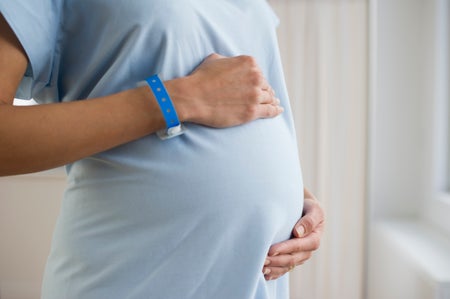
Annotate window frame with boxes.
[423,0,450,236]
[368,0,450,236]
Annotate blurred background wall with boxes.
[270,1,367,298]
[1,0,449,298]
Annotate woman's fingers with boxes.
[262,236,319,281]
[256,102,284,119]
[258,84,278,104]
[183,53,282,127]
[261,189,325,281]
[263,251,313,280]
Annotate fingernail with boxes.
[271,252,280,257]
[263,268,271,275]
[296,225,305,237]
[264,259,271,266]
[275,98,280,105]
[278,106,284,113]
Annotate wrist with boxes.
[163,77,196,123]
[140,75,187,139]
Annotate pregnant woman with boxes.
[0,1,324,298]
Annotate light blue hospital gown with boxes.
[0,0,304,298]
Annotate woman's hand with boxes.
[167,53,283,128]
[262,188,325,280]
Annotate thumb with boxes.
[293,215,314,238]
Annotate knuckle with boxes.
[245,105,258,120]
[310,235,321,250]
[299,253,312,265]
[247,87,261,101]
[312,200,325,217]
[240,55,257,66]
[298,253,313,266]
[209,53,220,59]
[248,70,264,87]
[286,241,300,253]
[264,105,276,118]
[294,244,303,253]
[287,257,296,268]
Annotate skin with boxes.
[263,189,325,280]
[0,13,324,280]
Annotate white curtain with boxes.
[268,1,368,298]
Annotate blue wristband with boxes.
[141,74,185,139]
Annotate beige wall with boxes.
[270,1,368,298]
[0,172,65,299]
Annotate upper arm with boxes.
[0,13,28,105]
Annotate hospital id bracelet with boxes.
[140,74,185,140]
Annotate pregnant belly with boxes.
[64,118,303,243]
[48,120,303,298]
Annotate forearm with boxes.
[0,85,168,176]
[0,55,282,176]
[1,14,283,176]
